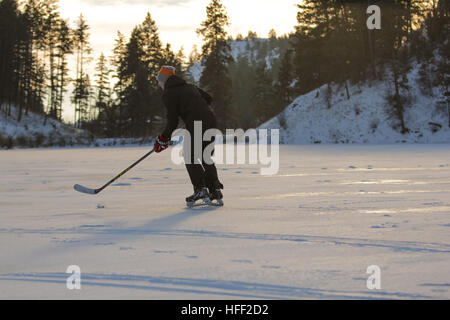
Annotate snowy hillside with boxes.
[0,105,93,148]
[0,106,158,149]
[260,63,450,144]
[188,38,282,83]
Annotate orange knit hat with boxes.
[157,66,176,82]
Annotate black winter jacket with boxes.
[161,75,217,139]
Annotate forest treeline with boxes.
[0,0,448,138]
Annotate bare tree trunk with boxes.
[446,91,450,128]
[345,80,350,100]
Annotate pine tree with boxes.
[54,18,73,121]
[0,0,48,121]
[121,27,151,136]
[188,44,201,65]
[89,52,112,136]
[15,2,32,122]
[137,13,163,87]
[185,45,200,84]
[110,31,127,100]
[161,43,183,75]
[94,52,110,111]
[41,0,60,120]
[72,13,92,127]
[197,0,233,129]
[292,0,331,95]
[246,31,258,40]
[22,0,47,115]
[252,61,276,123]
[380,0,413,134]
[229,55,253,129]
[277,49,294,108]
[17,1,33,120]
[108,31,128,136]
[120,13,170,137]
[235,34,244,41]
[428,0,449,127]
[0,0,21,118]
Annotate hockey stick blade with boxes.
[74,184,98,195]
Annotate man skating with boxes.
[153,66,224,206]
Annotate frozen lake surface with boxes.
[0,144,449,299]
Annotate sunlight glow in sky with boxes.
[59,0,299,57]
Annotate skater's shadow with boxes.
[143,206,221,231]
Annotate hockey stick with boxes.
[74,137,181,195]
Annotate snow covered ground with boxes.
[0,105,156,149]
[1,144,449,299]
[0,105,91,147]
[260,63,450,145]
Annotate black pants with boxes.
[184,135,221,191]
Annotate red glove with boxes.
[154,134,170,153]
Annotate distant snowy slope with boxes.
[0,105,91,147]
[260,63,450,144]
[188,39,282,83]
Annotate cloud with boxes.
[78,0,196,8]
